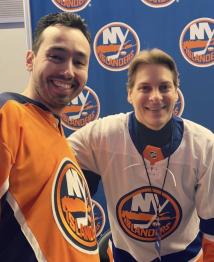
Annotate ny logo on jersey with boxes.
[52,158,97,253]
[117,186,182,242]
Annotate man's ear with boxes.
[26,50,35,72]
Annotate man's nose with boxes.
[62,61,75,78]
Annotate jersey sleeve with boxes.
[67,120,102,175]
[202,234,214,261]
[0,102,19,198]
[195,132,214,236]
[0,142,12,197]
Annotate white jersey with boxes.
[68,112,214,262]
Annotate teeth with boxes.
[148,106,165,111]
[52,80,70,89]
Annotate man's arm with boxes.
[198,134,214,261]
[0,101,17,210]
[67,120,102,176]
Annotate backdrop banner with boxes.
[23,0,214,241]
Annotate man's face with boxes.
[128,64,178,130]
[26,25,91,114]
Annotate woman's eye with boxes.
[159,84,169,92]
[140,86,150,92]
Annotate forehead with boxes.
[39,25,90,54]
[135,64,174,83]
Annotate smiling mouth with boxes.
[52,79,72,89]
[146,106,166,112]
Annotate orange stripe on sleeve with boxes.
[203,237,214,261]
[107,247,114,262]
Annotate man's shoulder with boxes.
[0,92,28,108]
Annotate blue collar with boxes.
[128,112,184,158]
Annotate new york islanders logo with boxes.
[117,186,182,242]
[92,200,106,237]
[141,0,176,8]
[51,0,91,12]
[52,158,97,253]
[61,86,100,131]
[173,88,184,117]
[180,18,214,67]
[94,22,140,71]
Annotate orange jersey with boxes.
[0,92,99,262]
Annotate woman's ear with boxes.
[173,87,179,105]
[127,90,132,104]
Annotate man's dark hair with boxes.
[32,12,91,53]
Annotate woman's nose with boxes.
[149,89,162,101]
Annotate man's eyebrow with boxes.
[47,47,67,53]
[47,47,88,58]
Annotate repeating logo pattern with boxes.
[116,186,182,242]
[94,22,140,71]
[61,86,100,131]
[92,199,106,237]
[173,89,185,117]
[51,0,91,12]
[52,158,97,253]
[180,18,214,67]
[141,0,176,8]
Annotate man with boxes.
[68,48,214,261]
[0,12,99,261]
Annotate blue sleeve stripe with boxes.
[200,217,214,235]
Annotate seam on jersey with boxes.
[189,248,203,262]
[0,140,15,164]
[6,192,47,262]
[0,178,9,198]
[0,92,51,113]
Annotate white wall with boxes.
[0,23,29,93]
